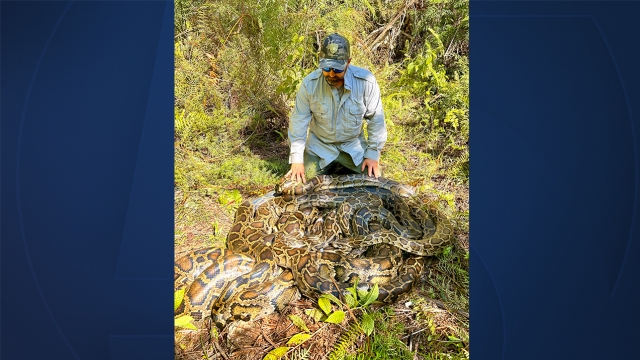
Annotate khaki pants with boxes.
[303,151,365,176]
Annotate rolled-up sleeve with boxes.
[288,84,312,164]
[362,79,387,161]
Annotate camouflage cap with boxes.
[319,33,351,70]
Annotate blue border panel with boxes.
[1,1,174,359]
[471,1,640,359]
[3,0,640,359]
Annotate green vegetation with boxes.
[174,289,198,330]
[174,0,468,358]
[261,284,380,360]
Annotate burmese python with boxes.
[175,174,454,330]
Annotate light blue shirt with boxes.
[288,65,387,169]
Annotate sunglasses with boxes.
[321,67,345,73]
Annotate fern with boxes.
[328,322,363,360]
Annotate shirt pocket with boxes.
[345,99,366,137]
[310,100,330,125]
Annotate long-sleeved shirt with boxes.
[288,65,387,169]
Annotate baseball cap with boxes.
[319,33,351,70]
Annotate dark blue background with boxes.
[2,1,174,359]
[471,1,640,359]
[1,0,639,359]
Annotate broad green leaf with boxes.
[360,284,379,307]
[174,315,197,330]
[288,314,309,332]
[323,310,345,324]
[356,288,369,300]
[305,308,325,321]
[263,346,290,360]
[346,286,358,301]
[174,289,185,311]
[318,297,332,315]
[286,333,312,345]
[344,293,357,309]
[320,293,342,306]
[361,313,374,336]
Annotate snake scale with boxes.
[175,174,454,330]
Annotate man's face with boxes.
[322,60,350,87]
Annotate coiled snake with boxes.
[175,174,454,330]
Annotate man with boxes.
[285,33,387,183]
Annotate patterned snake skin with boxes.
[175,174,454,329]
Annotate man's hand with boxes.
[285,163,306,183]
[361,158,381,178]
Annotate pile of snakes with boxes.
[175,174,454,331]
